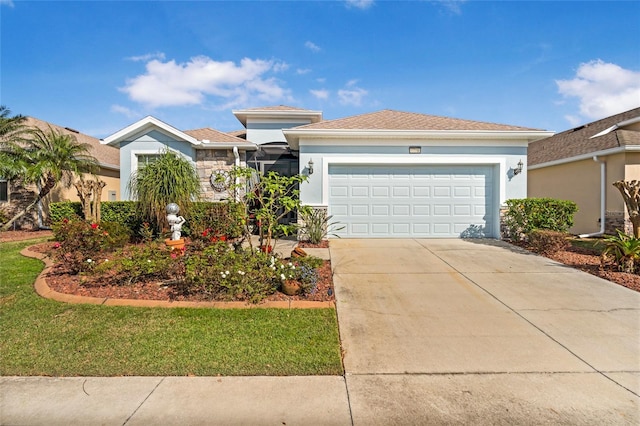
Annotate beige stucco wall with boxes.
[528,152,636,235]
[49,169,120,202]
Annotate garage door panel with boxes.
[328,164,494,238]
[351,186,369,197]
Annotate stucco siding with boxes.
[246,120,312,144]
[528,153,631,235]
[119,131,196,200]
[299,140,526,208]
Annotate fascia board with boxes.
[233,109,323,126]
[284,129,552,150]
[101,116,199,146]
[199,142,258,151]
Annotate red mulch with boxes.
[297,240,330,248]
[0,229,53,243]
[515,243,640,293]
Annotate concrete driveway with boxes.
[331,239,640,425]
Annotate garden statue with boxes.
[166,203,186,241]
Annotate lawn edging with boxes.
[21,246,335,310]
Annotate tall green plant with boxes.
[128,149,201,233]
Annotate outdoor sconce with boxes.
[513,159,524,175]
[308,158,314,175]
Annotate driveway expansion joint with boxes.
[122,377,165,426]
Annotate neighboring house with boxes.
[105,107,551,239]
[0,117,120,229]
[528,107,640,236]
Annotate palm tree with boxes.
[128,149,202,233]
[1,123,99,230]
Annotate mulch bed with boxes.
[26,240,335,304]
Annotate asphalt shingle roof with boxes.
[294,109,541,131]
[528,107,640,166]
[26,117,119,169]
[184,127,250,144]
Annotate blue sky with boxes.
[1,1,639,138]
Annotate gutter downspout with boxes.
[232,146,240,201]
[579,156,606,238]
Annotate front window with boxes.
[0,178,8,202]
[137,154,160,170]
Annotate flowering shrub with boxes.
[95,242,179,285]
[182,242,281,303]
[52,219,130,273]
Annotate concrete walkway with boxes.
[1,239,639,425]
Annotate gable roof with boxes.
[295,109,541,131]
[26,117,119,170]
[528,107,640,167]
[102,116,256,150]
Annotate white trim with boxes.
[300,139,530,147]
[285,129,553,149]
[529,145,640,170]
[321,155,506,209]
[102,116,199,146]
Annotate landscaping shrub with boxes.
[182,242,281,303]
[52,219,130,273]
[49,201,83,224]
[600,230,640,273]
[96,242,178,285]
[187,202,243,239]
[101,201,141,235]
[299,208,344,244]
[503,198,578,241]
[527,229,570,255]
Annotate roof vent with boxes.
[202,139,210,143]
[64,127,80,134]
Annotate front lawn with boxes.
[0,239,343,376]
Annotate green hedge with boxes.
[49,201,240,239]
[503,198,578,241]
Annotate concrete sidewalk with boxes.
[2,238,639,425]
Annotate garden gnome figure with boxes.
[166,203,186,241]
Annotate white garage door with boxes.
[328,164,495,238]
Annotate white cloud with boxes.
[310,89,329,100]
[434,0,467,15]
[345,0,374,10]
[556,60,640,123]
[120,56,292,108]
[296,68,311,75]
[338,86,368,106]
[0,0,14,7]
[126,52,166,62]
[110,104,139,119]
[305,41,321,52]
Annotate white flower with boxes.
[226,270,230,275]
[280,264,285,269]
[86,258,93,263]
[104,259,109,263]
[280,273,286,281]
[288,262,293,267]
[238,270,245,276]
[147,259,151,263]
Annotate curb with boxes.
[20,246,335,310]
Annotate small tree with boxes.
[613,180,640,237]
[128,149,201,234]
[224,166,309,251]
[74,178,106,223]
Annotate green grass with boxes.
[0,239,343,376]
[569,237,604,255]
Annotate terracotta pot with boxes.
[165,238,186,252]
[281,280,301,296]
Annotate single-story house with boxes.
[528,107,640,236]
[103,106,552,239]
[1,117,120,229]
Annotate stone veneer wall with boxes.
[0,180,40,230]
[195,149,246,202]
[297,205,328,241]
[605,211,633,236]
